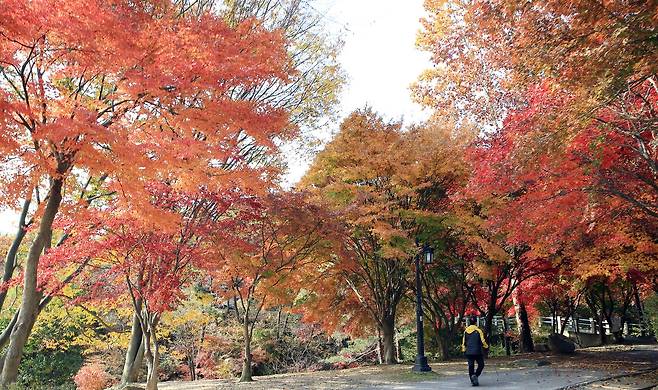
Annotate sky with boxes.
[0,1,432,234]
[283,0,432,184]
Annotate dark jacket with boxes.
[461,325,489,356]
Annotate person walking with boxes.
[461,315,489,386]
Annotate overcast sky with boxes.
[0,1,431,234]
[317,0,430,120]
[283,0,432,184]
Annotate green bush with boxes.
[532,331,551,345]
[12,299,88,388]
[398,326,416,363]
[18,348,82,389]
[643,294,658,337]
[485,343,507,358]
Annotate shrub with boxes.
[73,364,110,390]
[158,353,180,381]
[321,336,377,368]
[486,343,507,357]
[18,347,83,388]
[644,294,658,337]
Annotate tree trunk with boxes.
[601,309,618,344]
[122,310,144,384]
[597,314,607,345]
[515,301,534,353]
[0,178,63,385]
[484,310,495,341]
[189,327,204,381]
[632,283,647,337]
[240,317,253,382]
[0,198,31,312]
[276,306,282,340]
[376,328,383,364]
[232,297,240,321]
[573,315,582,346]
[142,313,160,390]
[394,328,403,362]
[131,338,145,381]
[188,355,196,381]
[433,325,449,361]
[502,316,511,356]
[559,312,571,335]
[0,295,53,366]
[144,330,159,390]
[281,311,289,336]
[0,311,20,352]
[380,315,396,364]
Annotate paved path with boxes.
[158,367,656,390]
[155,345,658,390]
[576,368,658,390]
[368,367,615,390]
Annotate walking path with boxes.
[154,345,658,390]
[365,367,619,390]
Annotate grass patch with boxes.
[356,365,443,383]
[391,370,442,382]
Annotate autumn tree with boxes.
[511,285,536,353]
[71,187,239,389]
[170,0,346,168]
[164,292,216,381]
[414,0,658,129]
[534,269,585,336]
[582,270,650,345]
[115,2,345,378]
[417,0,657,264]
[210,192,336,382]
[0,0,292,384]
[464,80,657,293]
[0,199,31,312]
[450,68,656,351]
[455,203,549,339]
[301,110,463,364]
[416,0,657,278]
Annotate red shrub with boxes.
[74,363,111,390]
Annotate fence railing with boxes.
[474,315,643,336]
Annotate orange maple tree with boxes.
[209,191,337,382]
[301,109,464,364]
[0,0,291,384]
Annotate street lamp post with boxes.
[412,244,433,373]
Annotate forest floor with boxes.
[151,344,658,390]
